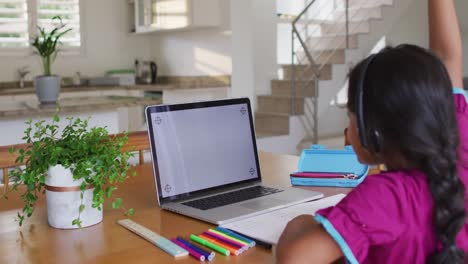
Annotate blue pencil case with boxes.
[291,144,369,188]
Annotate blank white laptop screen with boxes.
[149,103,259,198]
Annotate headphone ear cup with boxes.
[369,129,382,153]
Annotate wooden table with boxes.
[0,152,352,264]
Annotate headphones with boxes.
[355,54,382,153]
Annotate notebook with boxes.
[220,193,346,245]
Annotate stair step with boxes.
[281,64,332,80]
[297,136,347,151]
[257,95,305,114]
[304,49,345,65]
[332,7,382,22]
[271,80,316,97]
[320,21,370,35]
[255,112,290,135]
[277,0,391,24]
[297,138,315,152]
[308,34,358,51]
[293,7,381,24]
[336,0,392,9]
[256,131,289,139]
[315,49,345,64]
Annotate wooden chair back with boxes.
[0,131,150,186]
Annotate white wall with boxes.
[229,0,278,108]
[0,0,152,82]
[252,0,277,96]
[386,0,428,47]
[229,0,255,104]
[387,0,468,77]
[456,0,468,34]
[465,35,468,77]
[150,0,278,103]
[150,29,231,76]
[150,0,232,76]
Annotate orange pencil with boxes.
[198,234,242,255]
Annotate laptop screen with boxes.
[146,98,261,203]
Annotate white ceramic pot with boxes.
[45,165,102,229]
[34,75,61,105]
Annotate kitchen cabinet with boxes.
[12,94,35,101]
[60,91,102,98]
[0,95,13,102]
[129,0,221,33]
[100,89,128,96]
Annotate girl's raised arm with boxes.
[428,0,463,88]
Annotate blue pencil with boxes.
[176,237,215,261]
[215,227,256,247]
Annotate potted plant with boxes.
[32,16,71,105]
[6,115,135,229]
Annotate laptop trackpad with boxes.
[239,198,284,210]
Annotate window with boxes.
[37,0,81,47]
[0,0,29,48]
[0,0,81,50]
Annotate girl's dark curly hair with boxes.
[347,44,466,263]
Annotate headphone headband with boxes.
[356,54,378,150]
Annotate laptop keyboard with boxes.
[182,186,283,211]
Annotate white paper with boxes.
[220,194,346,245]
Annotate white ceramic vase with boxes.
[34,75,61,105]
[45,165,102,229]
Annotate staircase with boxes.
[255,0,415,154]
[255,64,332,138]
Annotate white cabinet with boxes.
[0,95,14,104]
[129,0,220,33]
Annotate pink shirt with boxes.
[315,93,468,263]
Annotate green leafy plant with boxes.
[6,115,136,227]
[32,16,71,76]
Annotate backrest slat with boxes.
[2,168,8,186]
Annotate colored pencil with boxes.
[171,239,205,261]
[208,229,250,247]
[203,231,247,250]
[198,234,242,256]
[177,237,215,261]
[215,227,256,247]
[190,234,230,256]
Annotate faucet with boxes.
[17,66,29,88]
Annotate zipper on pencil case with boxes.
[290,172,358,179]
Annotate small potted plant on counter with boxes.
[6,115,135,229]
[32,16,71,105]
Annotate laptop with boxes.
[145,98,323,225]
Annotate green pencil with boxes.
[190,234,231,256]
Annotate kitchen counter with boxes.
[0,84,173,96]
[0,76,231,146]
[0,95,161,120]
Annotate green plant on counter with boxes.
[32,16,71,76]
[5,115,136,227]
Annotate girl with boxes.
[276,0,467,263]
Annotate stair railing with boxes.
[291,0,383,145]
